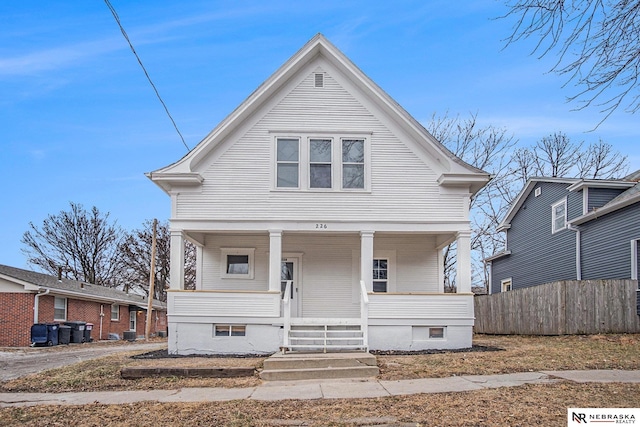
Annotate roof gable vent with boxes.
[314,73,324,88]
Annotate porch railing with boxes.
[281,280,292,352]
[360,280,369,351]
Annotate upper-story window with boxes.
[275,135,368,191]
[342,139,365,189]
[552,199,567,233]
[276,138,300,188]
[309,139,332,188]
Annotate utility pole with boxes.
[145,219,157,340]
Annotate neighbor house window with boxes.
[501,278,512,292]
[214,325,246,337]
[276,138,299,188]
[129,310,136,331]
[373,259,388,293]
[221,248,255,279]
[54,297,67,320]
[552,199,567,233]
[111,304,119,321]
[342,139,365,189]
[309,138,332,188]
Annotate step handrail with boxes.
[282,280,292,353]
[360,280,369,351]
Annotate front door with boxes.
[281,257,300,317]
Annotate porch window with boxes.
[111,303,119,321]
[221,248,255,279]
[276,138,299,188]
[342,139,365,189]
[373,259,388,293]
[552,199,567,233]
[54,297,67,321]
[214,325,246,337]
[309,138,332,188]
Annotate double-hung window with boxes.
[276,138,299,188]
[552,199,567,233]
[275,135,367,191]
[309,139,332,188]
[342,139,365,189]
[54,297,67,321]
[111,303,119,321]
[373,259,388,293]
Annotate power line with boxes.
[104,0,190,151]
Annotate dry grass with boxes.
[378,333,640,380]
[1,334,639,426]
[1,382,639,426]
[2,334,639,394]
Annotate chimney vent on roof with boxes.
[57,266,62,282]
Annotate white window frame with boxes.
[501,278,512,292]
[129,310,136,331]
[220,248,255,279]
[551,198,567,233]
[54,297,67,321]
[373,258,388,293]
[272,133,370,192]
[213,324,246,337]
[111,303,119,321]
[429,327,445,339]
[309,138,333,189]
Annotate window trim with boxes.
[552,198,567,233]
[53,296,67,321]
[272,133,370,192]
[220,248,255,279]
[501,278,512,292]
[111,303,119,321]
[213,324,246,337]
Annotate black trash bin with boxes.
[84,323,93,343]
[64,321,86,343]
[58,325,71,344]
[30,323,59,346]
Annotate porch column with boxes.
[170,230,185,290]
[269,230,282,292]
[360,231,375,292]
[456,230,472,293]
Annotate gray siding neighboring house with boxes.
[487,172,640,294]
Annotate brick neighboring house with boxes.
[0,264,167,347]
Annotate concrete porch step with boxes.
[260,352,379,381]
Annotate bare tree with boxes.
[502,0,640,124]
[118,220,196,301]
[428,112,517,291]
[510,131,628,181]
[21,202,123,287]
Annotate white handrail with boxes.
[282,280,292,353]
[359,280,369,352]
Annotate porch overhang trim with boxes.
[437,173,491,196]
[484,250,511,262]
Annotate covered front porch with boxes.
[167,227,474,354]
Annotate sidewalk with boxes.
[1,370,639,407]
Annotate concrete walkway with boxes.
[1,370,639,407]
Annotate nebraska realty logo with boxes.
[569,408,638,425]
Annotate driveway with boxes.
[0,341,166,381]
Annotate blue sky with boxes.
[1,1,638,269]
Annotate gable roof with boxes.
[499,170,640,230]
[0,264,166,310]
[497,177,578,231]
[147,33,490,196]
[570,170,640,225]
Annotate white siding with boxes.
[200,234,269,291]
[175,63,466,223]
[284,234,360,318]
[169,292,280,318]
[375,235,439,292]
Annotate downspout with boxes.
[99,305,104,340]
[568,225,582,280]
[33,288,50,324]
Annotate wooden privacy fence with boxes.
[474,279,640,335]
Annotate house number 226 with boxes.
[315,223,328,229]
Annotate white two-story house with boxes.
[148,34,490,355]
